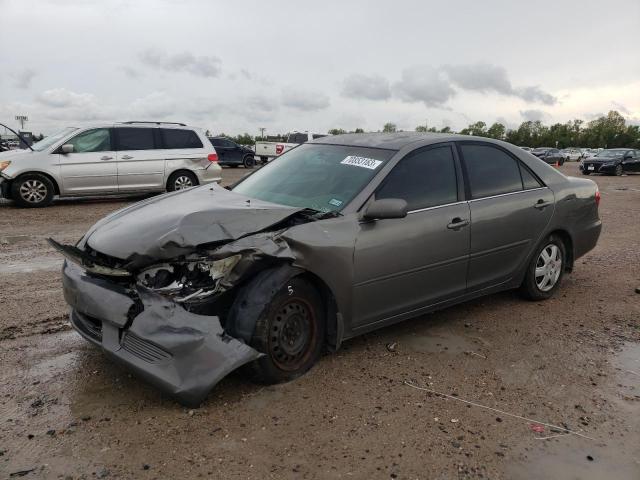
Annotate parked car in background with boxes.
[208,137,255,168]
[580,148,640,176]
[561,148,582,161]
[255,131,328,162]
[0,121,221,207]
[49,132,601,405]
[531,147,565,166]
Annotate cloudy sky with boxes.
[1,0,639,136]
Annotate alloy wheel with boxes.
[19,179,48,204]
[174,175,194,189]
[535,244,562,292]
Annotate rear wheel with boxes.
[167,171,198,191]
[11,173,55,208]
[250,278,325,384]
[243,155,255,168]
[520,234,566,300]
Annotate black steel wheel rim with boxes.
[269,298,317,371]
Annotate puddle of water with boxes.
[401,331,475,355]
[0,257,62,274]
[507,342,640,479]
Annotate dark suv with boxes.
[208,137,256,168]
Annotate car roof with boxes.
[309,132,468,150]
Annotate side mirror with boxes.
[363,198,408,221]
[61,144,74,154]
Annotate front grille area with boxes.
[584,163,601,173]
[122,332,172,363]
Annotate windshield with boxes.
[232,143,395,212]
[31,127,78,152]
[595,150,624,158]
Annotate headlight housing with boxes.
[0,160,11,172]
[137,254,241,303]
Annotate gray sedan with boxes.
[50,133,602,405]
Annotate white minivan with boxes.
[0,121,221,207]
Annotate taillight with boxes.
[275,144,284,155]
[595,188,601,207]
[207,153,218,162]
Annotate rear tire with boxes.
[167,171,198,191]
[520,234,566,301]
[11,173,55,208]
[250,278,325,384]
[243,155,255,169]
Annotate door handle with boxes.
[121,155,133,160]
[447,217,469,230]
[100,155,113,160]
[534,199,552,209]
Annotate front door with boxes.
[114,127,165,191]
[458,143,554,291]
[352,144,470,328]
[58,127,118,194]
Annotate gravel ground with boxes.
[1,163,639,479]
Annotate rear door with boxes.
[352,144,470,327]
[211,138,240,164]
[459,142,554,291]
[115,127,165,191]
[57,127,118,194]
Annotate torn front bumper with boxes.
[62,260,261,406]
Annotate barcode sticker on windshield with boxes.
[341,156,382,170]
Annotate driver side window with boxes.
[66,128,112,153]
[376,146,458,211]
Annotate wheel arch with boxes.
[548,228,574,272]
[13,170,61,196]
[227,263,344,353]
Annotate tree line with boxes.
[211,110,640,149]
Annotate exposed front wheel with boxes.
[614,164,623,176]
[243,155,255,168]
[520,235,566,300]
[11,173,55,208]
[250,277,325,384]
[167,171,198,191]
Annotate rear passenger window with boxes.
[116,128,156,150]
[461,144,523,199]
[162,129,203,149]
[521,165,543,190]
[377,146,458,211]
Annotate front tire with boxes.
[11,173,55,208]
[243,155,255,169]
[614,164,623,176]
[520,235,566,300]
[167,171,198,191]
[250,278,325,384]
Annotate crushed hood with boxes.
[81,184,303,264]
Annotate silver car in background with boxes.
[0,121,221,207]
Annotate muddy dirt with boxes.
[1,164,639,479]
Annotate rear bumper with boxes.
[573,219,602,260]
[194,164,222,185]
[62,261,260,406]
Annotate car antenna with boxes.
[0,122,34,151]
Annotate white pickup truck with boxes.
[254,131,327,162]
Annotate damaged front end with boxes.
[48,202,329,406]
